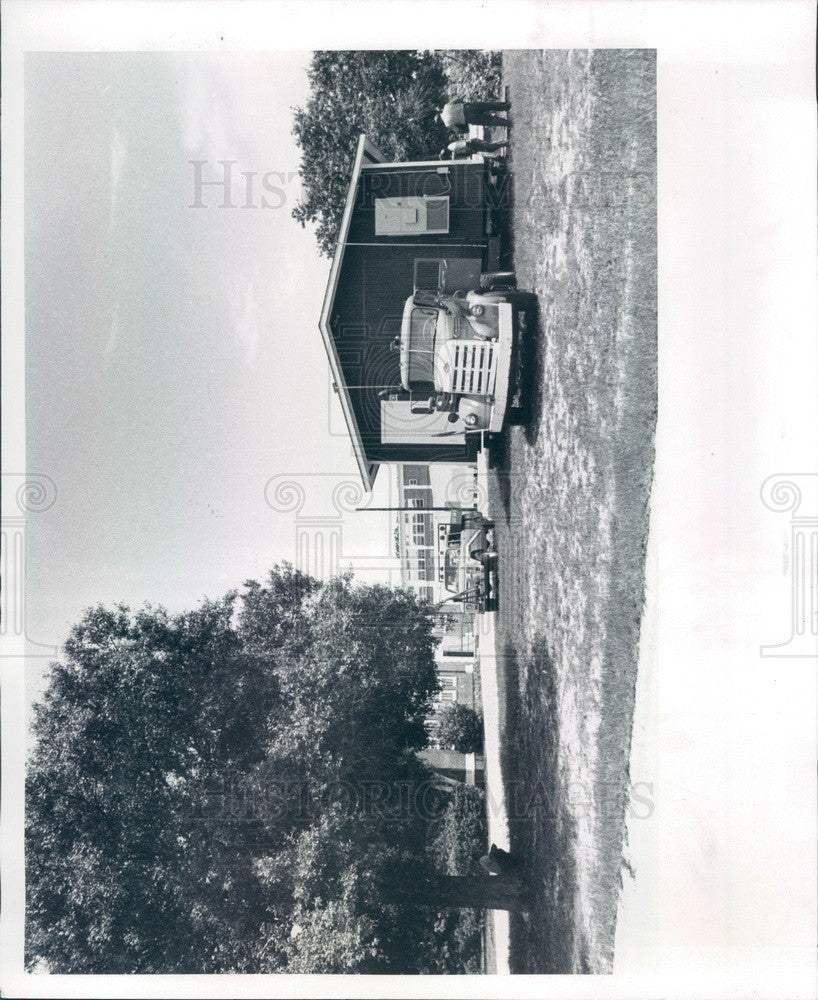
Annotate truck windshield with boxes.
[406,308,437,387]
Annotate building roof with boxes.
[318,134,386,491]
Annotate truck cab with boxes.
[397,286,517,434]
[442,510,498,613]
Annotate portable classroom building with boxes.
[318,134,509,491]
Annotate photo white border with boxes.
[2,2,816,998]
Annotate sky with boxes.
[24,51,402,689]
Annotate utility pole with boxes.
[355,505,461,513]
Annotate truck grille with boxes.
[450,341,496,396]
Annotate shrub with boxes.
[437,703,484,754]
[438,50,503,101]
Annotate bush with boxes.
[437,703,484,754]
[424,784,488,973]
[438,50,503,101]
[428,784,487,876]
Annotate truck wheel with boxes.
[480,271,516,290]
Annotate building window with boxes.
[375,196,450,236]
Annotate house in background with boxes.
[420,649,484,788]
[395,462,478,653]
[395,462,484,785]
[319,134,510,491]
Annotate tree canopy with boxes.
[291,49,503,256]
[27,567,458,974]
[291,50,450,256]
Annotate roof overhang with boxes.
[319,135,387,492]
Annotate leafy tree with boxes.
[26,597,292,973]
[26,566,459,974]
[291,50,449,256]
[261,575,439,777]
[425,784,488,973]
[437,703,484,753]
[266,807,438,974]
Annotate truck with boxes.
[379,257,532,437]
[441,509,498,614]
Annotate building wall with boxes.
[396,463,478,653]
[350,161,491,245]
[418,747,485,784]
[396,463,483,772]
[425,663,481,752]
[435,667,475,711]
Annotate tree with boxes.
[291,50,449,256]
[259,575,439,776]
[27,566,520,975]
[436,703,484,753]
[26,567,456,973]
[26,597,293,973]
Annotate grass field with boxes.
[487,49,657,974]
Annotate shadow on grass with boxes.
[486,440,512,521]
[486,456,592,973]
[488,297,541,522]
[500,637,588,974]
[518,301,543,449]
[489,159,516,272]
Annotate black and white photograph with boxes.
[2,3,815,998]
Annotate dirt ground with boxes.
[487,49,658,974]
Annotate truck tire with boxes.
[480,270,516,291]
[464,513,493,530]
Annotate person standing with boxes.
[437,98,511,130]
[440,137,509,160]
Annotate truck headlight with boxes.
[470,304,485,317]
[464,413,478,427]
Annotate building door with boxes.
[380,399,466,446]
